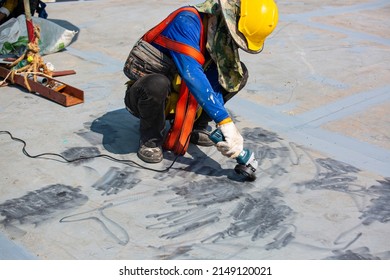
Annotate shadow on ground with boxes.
[88,108,233,179]
[90,108,139,154]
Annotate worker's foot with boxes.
[190,127,214,147]
[137,139,163,163]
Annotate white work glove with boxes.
[216,122,244,159]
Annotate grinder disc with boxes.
[234,164,257,182]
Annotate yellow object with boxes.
[2,0,18,15]
[171,74,181,93]
[164,74,203,121]
[218,117,233,126]
[165,92,179,117]
[238,0,279,52]
[27,56,34,63]
[164,74,181,117]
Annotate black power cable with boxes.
[0,130,193,173]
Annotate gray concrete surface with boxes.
[0,0,389,260]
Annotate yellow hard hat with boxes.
[238,0,279,52]
[218,0,279,53]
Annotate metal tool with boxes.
[209,129,258,181]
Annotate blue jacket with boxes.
[152,10,229,124]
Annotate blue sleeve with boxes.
[159,10,229,123]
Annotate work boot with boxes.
[137,139,163,163]
[190,111,214,147]
[190,128,214,147]
[190,123,215,147]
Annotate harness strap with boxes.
[143,6,204,64]
[153,36,205,65]
[175,88,198,154]
[142,6,205,155]
[163,82,190,153]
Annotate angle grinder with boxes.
[209,129,258,181]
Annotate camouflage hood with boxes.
[193,0,245,93]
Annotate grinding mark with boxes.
[0,184,88,226]
[242,127,294,179]
[294,158,360,192]
[167,178,244,207]
[61,146,101,166]
[59,194,149,246]
[146,178,245,239]
[60,203,130,246]
[360,178,390,225]
[155,245,194,260]
[264,223,298,251]
[146,125,387,257]
[91,167,141,196]
[147,127,295,246]
[292,157,364,250]
[317,158,361,174]
[293,157,389,254]
[241,127,281,144]
[325,247,381,260]
[335,230,363,251]
[288,142,303,166]
[146,207,221,240]
[204,189,294,246]
[254,145,291,179]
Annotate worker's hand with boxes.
[216,121,244,158]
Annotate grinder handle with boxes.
[209,129,224,143]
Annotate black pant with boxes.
[125,74,171,144]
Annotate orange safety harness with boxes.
[142,6,206,155]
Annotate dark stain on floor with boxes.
[0,184,88,226]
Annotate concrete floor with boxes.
[0,0,389,260]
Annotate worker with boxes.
[124,0,278,163]
[0,0,45,25]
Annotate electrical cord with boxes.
[0,130,194,173]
